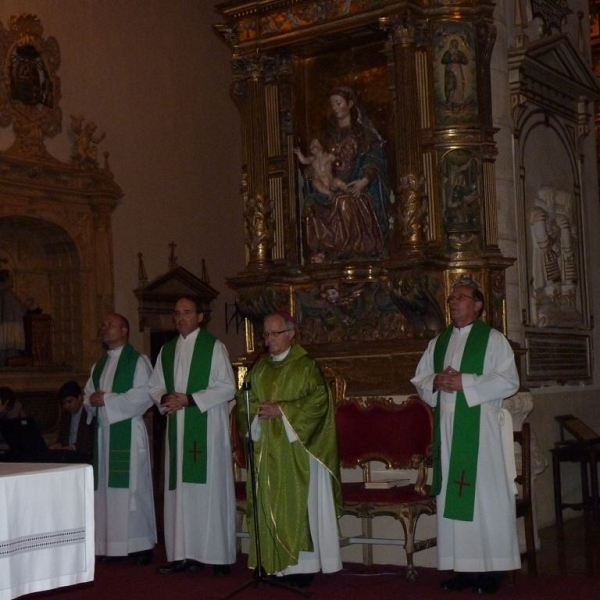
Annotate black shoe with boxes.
[441,573,475,591]
[282,574,314,589]
[99,555,126,564]
[158,559,203,574]
[213,564,231,577]
[473,572,504,595]
[130,549,153,566]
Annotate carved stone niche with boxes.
[0,14,122,399]
[134,264,220,363]
[509,32,600,386]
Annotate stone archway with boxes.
[0,215,82,367]
[0,151,121,401]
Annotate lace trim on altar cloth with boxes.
[0,527,87,558]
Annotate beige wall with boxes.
[0,0,247,361]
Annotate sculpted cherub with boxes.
[294,138,347,198]
[70,114,106,168]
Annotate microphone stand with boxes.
[221,381,310,599]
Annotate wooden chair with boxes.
[551,414,600,525]
[514,423,537,575]
[335,395,436,581]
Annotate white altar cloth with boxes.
[0,463,95,600]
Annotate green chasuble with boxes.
[236,344,342,574]
[432,320,491,521]
[161,329,216,490]
[92,343,140,489]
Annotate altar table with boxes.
[0,463,95,600]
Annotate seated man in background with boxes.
[0,386,26,420]
[49,380,95,463]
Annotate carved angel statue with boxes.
[70,114,106,168]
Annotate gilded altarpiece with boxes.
[0,15,122,399]
[216,0,514,395]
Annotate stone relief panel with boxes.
[521,122,583,329]
[529,184,581,328]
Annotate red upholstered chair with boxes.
[336,395,436,581]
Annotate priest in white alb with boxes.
[411,279,520,595]
[84,313,156,566]
[149,296,236,577]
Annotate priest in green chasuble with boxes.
[84,313,156,565]
[237,311,342,589]
[149,297,236,576]
[411,280,520,595]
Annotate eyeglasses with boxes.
[447,293,475,303]
[262,329,291,339]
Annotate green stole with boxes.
[92,343,140,490]
[432,320,491,521]
[161,329,216,490]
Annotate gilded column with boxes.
[382,14,428,249]
[232,54,274,270]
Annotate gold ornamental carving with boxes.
[217,1,515,388]
[396,173,428,244]
[0,14,61,159]
[0,13,122,385]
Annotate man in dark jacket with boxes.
[49,380,94,462]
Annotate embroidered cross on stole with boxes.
[161,329,216,490]
[432,320,491,521]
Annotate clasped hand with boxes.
[257,401,282,420]
[161,392,190,415]
[90,390,105,407]
[433,366,463,393]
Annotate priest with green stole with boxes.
[237,311,342,589]
[411,279,521,595]
[84,313,156,566]
[149,296,236,577]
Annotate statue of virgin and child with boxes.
[296,87,392,263]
